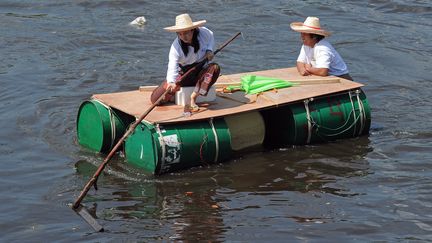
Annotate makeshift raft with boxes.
[76,67,371,174]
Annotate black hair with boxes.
[311,33,325,42]
[179,28,200,56]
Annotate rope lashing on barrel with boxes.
[303,90,367,141]
[155,120,220,171]
[198,134,210,165]
[195,119,219,165]
[348,91,358,137]
[93,99,116,150]
[303,98,313,144]
[314,110,362,137]
[209,118,219,163]
[355,90,366,135]
[347,89,366,137]
[308,91,364,137]
[155,123,166,173]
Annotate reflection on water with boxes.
[73,135,372,239]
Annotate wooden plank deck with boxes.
[92,67,364,124]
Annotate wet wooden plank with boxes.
[74,204,104,232]
[92,67,364,124]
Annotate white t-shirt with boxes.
[166,27,215,83]
[297,39,349,76]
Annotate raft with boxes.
[76,67,371,174]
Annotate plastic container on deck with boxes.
[175,86,216,106]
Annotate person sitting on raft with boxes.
[290,16,353,81]
[150,13,220,111]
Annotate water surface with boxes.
[1,0,432,241]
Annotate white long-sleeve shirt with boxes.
[297,39,349,76]
[166,27,215,84]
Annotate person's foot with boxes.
[183,104,199,115]
[190,104,200,112]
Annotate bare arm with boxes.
[296,62,311,76]
[305,64,329,76]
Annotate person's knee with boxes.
[150,92,164,105]
[211,63,221,75]
[150,82,172,105]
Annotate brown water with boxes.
[1,0,432,241]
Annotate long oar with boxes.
[72,88,170,232]
[215,32,242,55]
[137,32,242,93]
[176,32,242,82]
[72,31,242,232]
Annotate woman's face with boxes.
[301,33,316,47]
[177,29,194,44]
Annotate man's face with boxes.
[301,33,316,47]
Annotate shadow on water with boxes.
[73,135,372,239]
[223,136,373,196]
[74,157,225,240]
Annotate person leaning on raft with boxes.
[150,13,220,111]
[290,16,353,81]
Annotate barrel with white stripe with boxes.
[124,118,232,175]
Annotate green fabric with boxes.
[226,75,294,94]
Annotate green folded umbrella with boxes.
[226,75,294,94]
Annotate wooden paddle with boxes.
[72,88,170,232]
[72,32,242,231]
[138,32,241,93]
[173,32,242,86]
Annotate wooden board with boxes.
[92,67,364,124]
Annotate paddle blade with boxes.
[73,204,104,232]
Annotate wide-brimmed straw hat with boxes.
[290,17,331,37]
[164,13,206,32]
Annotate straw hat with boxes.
[290,17,331,37]
[164,13,206,32]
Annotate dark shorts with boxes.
[150,63,221,104]
[337,73,353,81]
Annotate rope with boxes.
[304,90,367,139]
[309,109,363,137]
[209,118,219,163]
[199,134,209,165]
[356,90,366,135]
[348,91,357,137]
[303,98,313,144]
[155,124,166,173]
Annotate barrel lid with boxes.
[77,100,111,152]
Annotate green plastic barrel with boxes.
[262,89,371,146]
[77,100,135,153]
[288,89,371,144]
[124,118,232,174]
